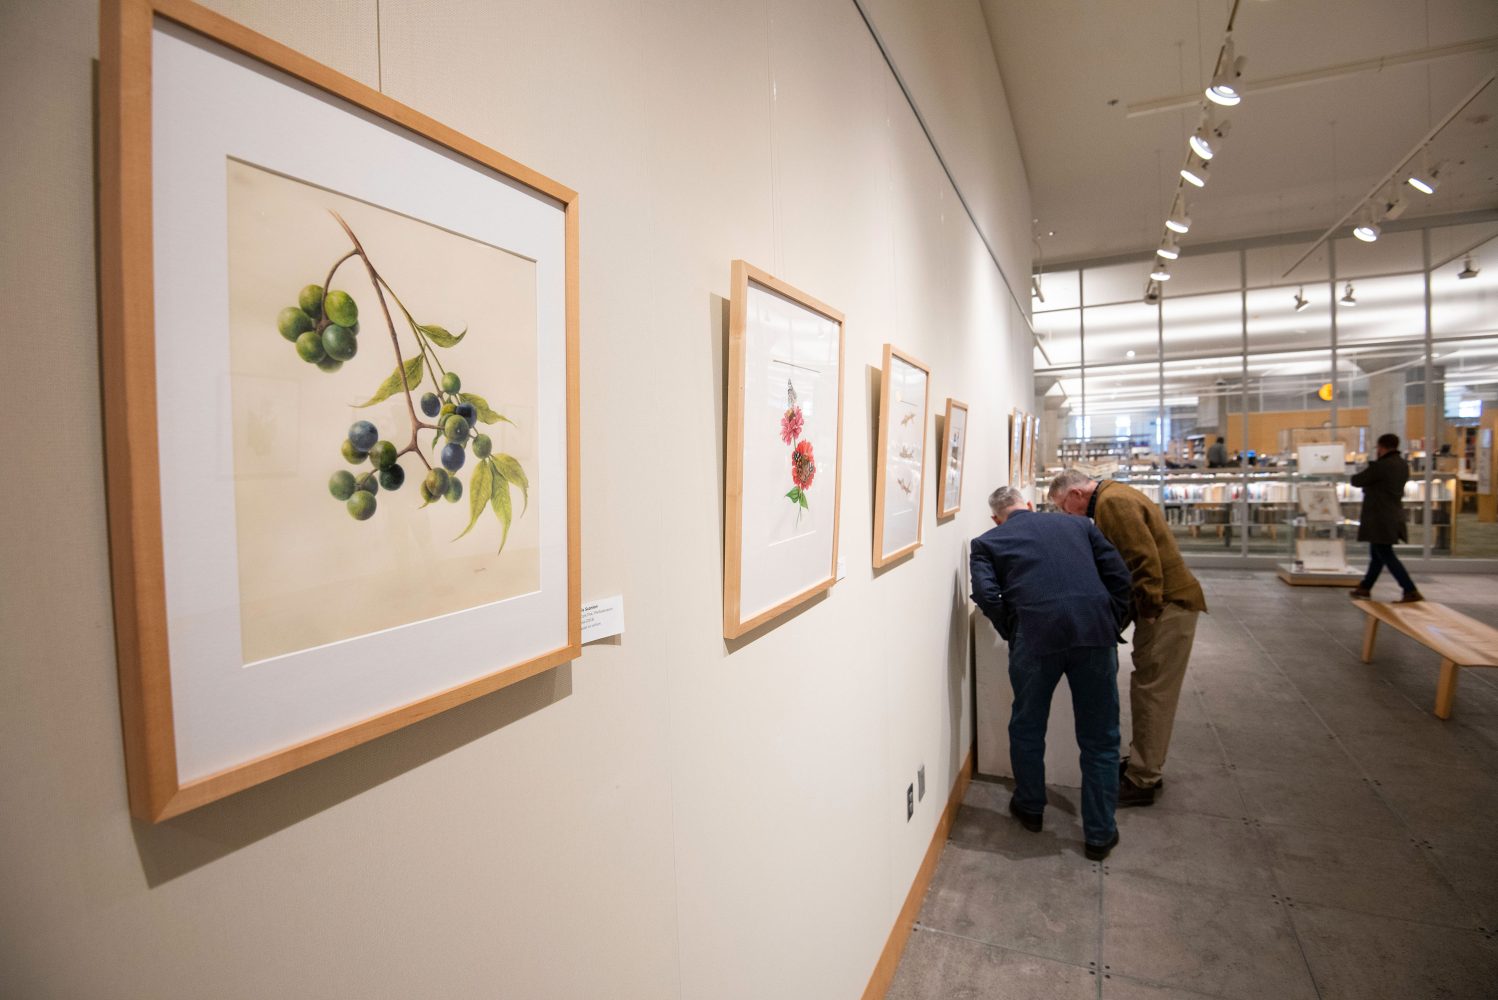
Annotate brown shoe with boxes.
[1396,590,1424,604]
[1349,587,1372,599]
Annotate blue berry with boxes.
[348,421,378,452]
[455,402,477,425]
[441,443,466,471]
[420,392,441,417]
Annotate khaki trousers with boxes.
[1125,603,1200,788]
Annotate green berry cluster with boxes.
[418,371,493,485]
[329,419,412,520]
[277,284,360,373]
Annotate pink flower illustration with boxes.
[780,406,804,445]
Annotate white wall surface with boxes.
[0,1,1032,997]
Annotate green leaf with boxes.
[799,492,810,510]
[354,356,424,408]
[489,460,513,553]
[458,392,515,427]
[418,323,466,348]
[491,453,529,513]
[455,462,492,540]
[785,487,802,503]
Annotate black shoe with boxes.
[1085,831,1119,861]
[1349,586,1372,599]
[1008,798,1043,832]
[1397,589,1424,604]
[1119,758,1162,789]
[1118,774,1157,807]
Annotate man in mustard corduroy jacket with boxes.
[1048,470,1207,807]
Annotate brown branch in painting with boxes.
[328,210,432,471]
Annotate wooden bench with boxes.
[1353,599,1498,719]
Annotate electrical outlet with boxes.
[918,764,926,801]
[906,783,915,821]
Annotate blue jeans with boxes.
[1361,542,1416,593]
[1008,639,1120,846]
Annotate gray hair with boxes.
[1047,469,1094,502]
[988,485,1025,514]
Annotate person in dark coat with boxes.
[1349,433,1423,603]
[970,485,1133,860]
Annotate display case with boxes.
[1277,459,1361,586]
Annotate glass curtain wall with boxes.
[1032,217,1498,561]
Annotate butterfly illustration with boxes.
[896,475,913,496]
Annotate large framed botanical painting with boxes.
[100,0,580,820]
[723,261,845,639]
[873,345,931,567]
[936,398,968,518]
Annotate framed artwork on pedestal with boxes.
[723,261,845,639]
[1298,484,1341,523]
[873,345,930,567]
[936,398,968,518]
[100,0,581,820]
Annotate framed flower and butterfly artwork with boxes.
[99,0,580,820]
[723,261,845,639]
[873,345,930,568]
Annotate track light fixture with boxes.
[1378,190,1408,221]
[1205,37,1247,106]
[1165,193,1191,234]
[1340,282,1357,307]
[1156,233,1180,260]
[1144,282,1162,304]
[1181,155,1209,188]
[1407,159,1445,195]
[1458,256,1480,279]
[1150,261,1172,282]
[1293,287,1309,312]
[1189,114,1232,161]
[1352,215,1381,243]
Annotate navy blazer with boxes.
[970,509,1133,655]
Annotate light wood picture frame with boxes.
[100,0,581,821]
[1030,413,1042,488]
[1019,412,1035,487]
[873,345,931,567]
[723,261,846,639]
[936,398,968,518]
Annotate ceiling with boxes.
[981,0,1498,267]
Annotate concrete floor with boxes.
[890,570,1498,1000]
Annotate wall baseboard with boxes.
[860,746,975,1000]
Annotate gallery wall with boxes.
[0,1,1034,997]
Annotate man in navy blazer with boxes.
[971,485,1132,860]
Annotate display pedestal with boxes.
[972,608,1082,788]
[1275,563,1361,587]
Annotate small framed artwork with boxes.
[723,261,845,639]
[1019,412,1035,487]
[873,345,931,567]
[1009,409,1025,488]
[1298,442,1345,475]
[936,398,968,518]
[1297,538,1349,573]
[1297,484,1341,523]
[1030,414,1042,487]
[100,0,581,820]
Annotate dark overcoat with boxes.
[1350,450,1409,544]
